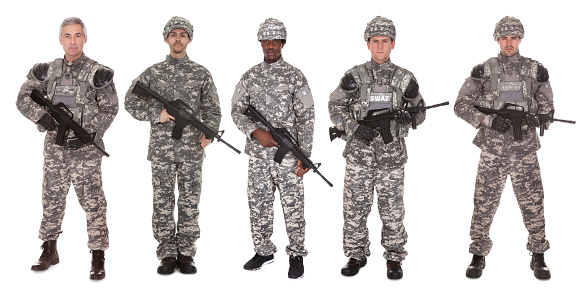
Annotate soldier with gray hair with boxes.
[125,16,221,275]
[328,16,426,280]
[454,16,553,280]
[231,18,314,279]
[16,17,118,280]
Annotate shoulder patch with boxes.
[92,67,114,89]
[32,63,49,81]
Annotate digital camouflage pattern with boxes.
[125,54,220,260]
[454,52,553,256]
[151,161,202,259]
[493,16,524,40]
[343,161,407,262]
[329,59,424,262]
[16,54,118,250]
[469,150,549,255]
[364,16,396,41]
[247,157,307,257]
[163,16,194,40]
[257,18,287,41]
[125,55,221,163]
[231,57,314,257]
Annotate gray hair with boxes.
[59,17,87,37]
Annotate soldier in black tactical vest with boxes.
[16,17,118,280]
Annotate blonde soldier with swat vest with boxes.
[125,16,221,275]
[454,16,553,280]
[16,17,118,280]
[231,18,314,279]
[329,16,425,280]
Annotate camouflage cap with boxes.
[364,16,396,41]
[493,16,524,40]
[163,16,193,40]
[257,18,287,41]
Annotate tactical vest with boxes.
[475,57,538,113]
[44,58,100,129]
[349,62,414,138]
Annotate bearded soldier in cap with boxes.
[125,16,221,275]
[328,16,425,280]
[231,18,314,279]
[454,16,552,280]
[16,17,118,280]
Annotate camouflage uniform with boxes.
[329,57,425,262]
[125,54,221,259]
[16,54,118,250]
[231,56,315,257]
[454,51,553,256]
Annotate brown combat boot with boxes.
[31,240,59,271]
[89,250,106,280]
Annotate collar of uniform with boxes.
[498,51,521,64]
[261,56,284,70]
[367,58,392,70]
[64,53,87,68]
[166,54,190,65]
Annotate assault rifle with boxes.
[475,103,576,141]
[329,101,450,142]
[29,89,110,157]
[243,105,333,187]
[132,81,241,154]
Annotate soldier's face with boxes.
[166,29,191,58]
[498,35,521,57]
[59,24,86,62]
[261,39,284,64]
[367,36,395,64]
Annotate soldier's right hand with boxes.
[252,128,279,148]
[491,116,512,133]
[159,109,175,123]
[37,113,57,131]
[354,124,379,145]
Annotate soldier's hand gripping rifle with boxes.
[475,103,576,141]
[329,101,450,142]
[132,81,241,154]
[29,89,110,157]
[244,105,333,187]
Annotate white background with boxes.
[1,0,582,295]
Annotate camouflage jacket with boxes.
[231,57,315,160]
[454,53,554,155]
[16,54,118,160]
[329,59,425,168]
[125,55,221,162]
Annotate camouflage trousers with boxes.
[40,154,109,250]
[247,156,307,257]
[151,161,202,260]
[469,150,550,256]
[343,160,407,262]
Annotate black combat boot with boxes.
[177,253,197,274]
[157,257,177,275]
[341,257,367,276]
[89,250,106,280]
[288,256,304,279]
[530,253,551,280]
[466,254,485,278]
[386,260,403,280]
[31,240,59,271]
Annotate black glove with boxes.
[395,110,412,125]
[354,124,379,145]
[491,116,512,133]
[66,135,87,150]
[525,113,540,128]
[37,113,57,131]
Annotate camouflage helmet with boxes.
[364,16,396,41]
[163,16,193,40]
[493,16,524,41]
[257,18,287,41]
